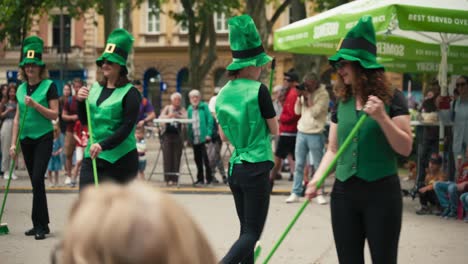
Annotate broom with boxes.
[85,98,99,187]
[0,105,29,235]
[261,114,368,263]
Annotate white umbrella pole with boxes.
[437,34,449,155]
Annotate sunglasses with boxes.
[333,60,351,70]
[456,82,467,88]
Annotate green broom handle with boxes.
[262,114,368,264]
[0,106,29,223]
[268,58,276,94]
[85,99,99,187]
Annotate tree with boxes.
[169,0,240,92]
[245,0,293,47]
[0,0,56,47]
[314,0,351,12]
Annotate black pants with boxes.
[161,133,183,182]
[221,167,270,264]
[21,136,53,230]
[193,143,212,183]
[331,175,402,264]
[419,189,439,207]
[79,149,138,190]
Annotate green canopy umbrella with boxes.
[274,0,468,95]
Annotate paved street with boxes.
[1,136,468,263]
[0,191,467,264]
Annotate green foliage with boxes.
[169,0,240,35]
[0,0,163,45]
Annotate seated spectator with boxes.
[415,154,446,215]
[56,181,217,264]
[460,192,468,222]
[434,149,468,219]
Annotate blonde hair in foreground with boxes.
[60,182,217,264]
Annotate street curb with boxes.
[0,187,291,195]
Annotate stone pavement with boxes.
[1,192,467,264]
[4,134,464,264]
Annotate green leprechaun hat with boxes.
[19,36,45,67]
[226,14,272,71]
[96,28,134,67]
[329,15,383,69]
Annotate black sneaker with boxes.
[440,208,451,218]
[222,176,228,184]
[194,180,204,186]
[35,229,46,240]
[25,226,50,236]
[416,206,431,215]
[24,228,36,236]
[444,211,457,219]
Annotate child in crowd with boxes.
[47,125,63,187]
[434,148,468,219]
[71,120,88,187]
[136,126,147,180]
[57,181,217,264]
[416,153,446,215]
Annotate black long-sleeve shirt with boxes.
[78,86,141,151]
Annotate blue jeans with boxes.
[291,132,324,196]
[434,181,458,212]
[460,192,468,212]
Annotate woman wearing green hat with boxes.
[305,16,412,263]
[10,36,59,240]
[215,15,278,264]
[76,28,141,189]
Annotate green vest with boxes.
[85,82,136,163]
[17,80,54,140]
[336,97,397,182]
[216,79,273,175]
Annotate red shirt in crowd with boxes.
[279,87,301,133]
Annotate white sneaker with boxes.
[316,194,327,205]
[64,176,72,185]
[11,173,18,180]
[4,173,17,180]
[285,193,300,203]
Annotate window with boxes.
[52,14,71,53]
[214,12,228,33]
[147,4,160,33]
[117,7,124,28]
[179,22,188,34]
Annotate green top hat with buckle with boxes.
[96,28,134,67]
[329,15,383,70]
[226,14,272,71]
[19,36,45,67]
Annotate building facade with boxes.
[0,1,403,114]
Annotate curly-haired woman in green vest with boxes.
[10,36,59,240]
[215,15,278,264]
[305,16,413,264]
[76,29,141,189]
